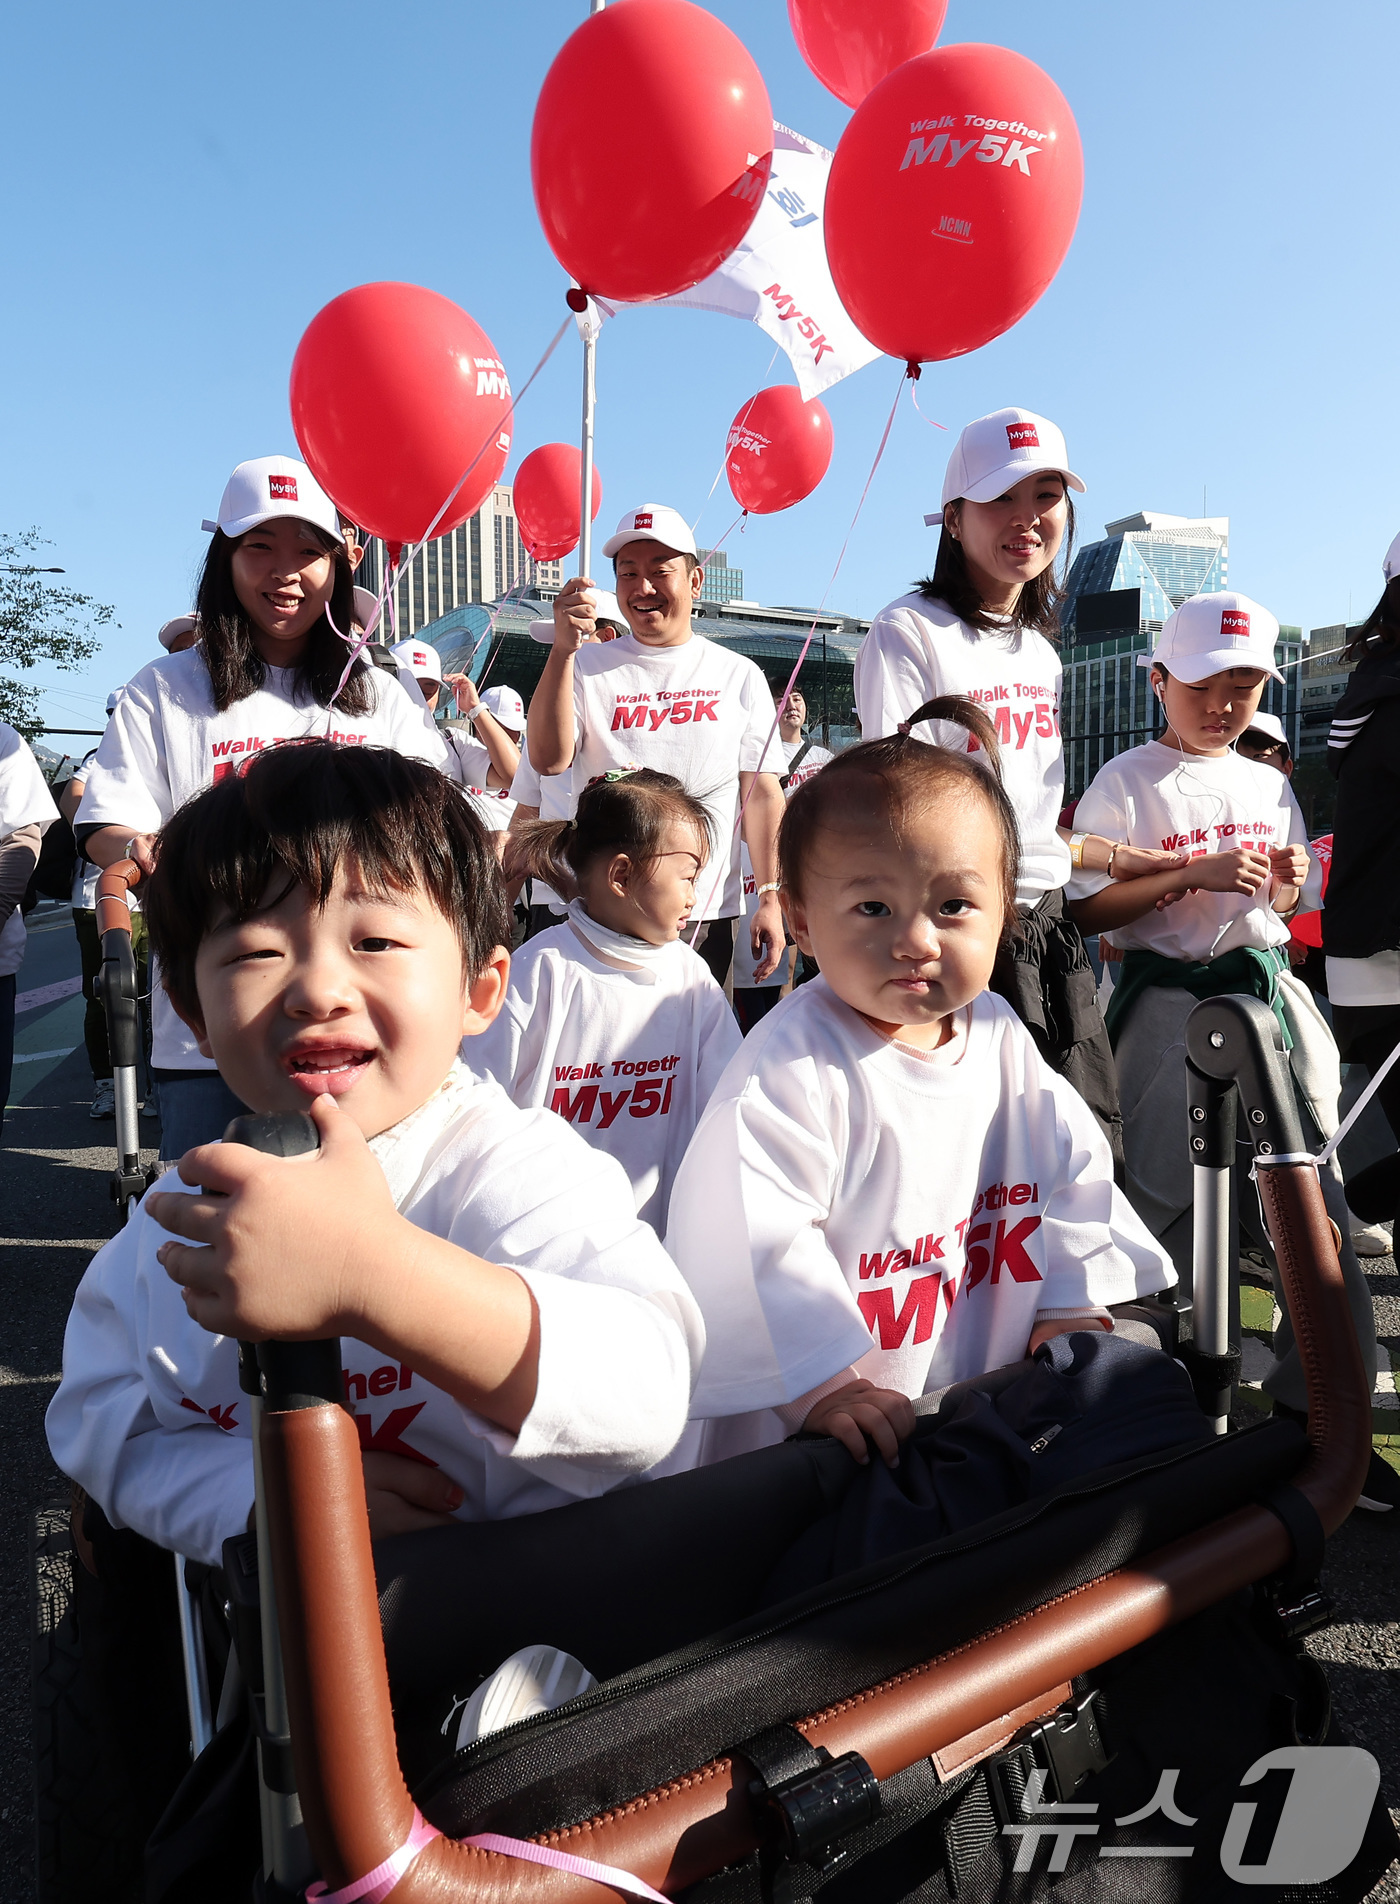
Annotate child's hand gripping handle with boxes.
[218,1113,343,1407]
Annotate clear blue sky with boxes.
[2,1,1394,737]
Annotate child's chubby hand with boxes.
[362,1452,464,1540]
[148,1094,400,1341]
[803,1379,915,1469]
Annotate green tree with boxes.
[0,529,116,738]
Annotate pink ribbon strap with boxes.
[305,1814,671,1903]
[305,1808,441,1904]
[464,1831,673,1902]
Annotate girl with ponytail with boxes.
[473,769,741,1232]
[667,698,1172,1469]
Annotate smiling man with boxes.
[528,504,787,984]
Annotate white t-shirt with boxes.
[0,724,59,977]
[1066,741,1303,962]
[45,1062,703,1566]
[669,982,1172,1419]
[509,753,573,912]
[566,633,784,922]
[853,593,1071,906]
[471,920,741,1232]
[780,733,834,793]
[73,650,450,1066]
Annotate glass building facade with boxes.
[695,548,745,605]
[1059,512,1301,797]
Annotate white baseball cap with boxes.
[1383,530,1400,581]
[158,615,197,652]
[1240,710,1290,751]
[938,407,1085,510]
[352,587,380,632]
[105,689,122,714]
[601,504,697,561]
[1142,592,1284,685]
[201,455,344,544]
[389,638,444,685]
[528,587,627,644]
[480,684,525,732]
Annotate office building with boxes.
[355,484,565,644]
[1059,511,1301,797]
[1297,624,1361,765]
[695,548,745,605]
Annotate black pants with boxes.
[1331,1001,1400,1147]
[695,916,735,988]
[992,886,1123,1168]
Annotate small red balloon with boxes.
[725,386,834,516]
[514,444,602,563]
[787,0,947,109]
[290,283,512,545]
[824,44,1083,364]
[531,0,774,302]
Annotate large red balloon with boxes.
[725,386,834,515]
[290,283,512,546]
[824,45,1083,364]
[531,0,774,303]
[514,444,602,562]
[788,0,947,109]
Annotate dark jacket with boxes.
[1323,638,1400,959]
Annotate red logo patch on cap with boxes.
[634,512,653,529]
[1221,609,1251,641]
[268,474,298,501]
[1005,422,1040,451]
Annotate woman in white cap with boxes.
[74,454,450,1160]
[853,409,1185,1158]
[0,723,58,1137]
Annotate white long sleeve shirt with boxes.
[46,1064,704,1564]
[470,920,741,1232]
[0,724,59,976]
[1066,740,1304,961]
[853,592,1070,906]
[668,982,1172,1419]
[73,651,450,1066]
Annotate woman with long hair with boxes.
[853,408,1185,1161]
[74,454,449,1158]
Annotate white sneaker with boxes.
[1351,1221,1394,1258]
[449,1645,597,1750]
[88,1079,116,1120]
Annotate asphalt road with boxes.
[0,902,1395,1900]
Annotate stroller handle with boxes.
[256,998,1374,1901]
[95,856,142,937]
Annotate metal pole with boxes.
[578,0,604,578]
[1191,1166,1233,1437]
[580,314,597,579]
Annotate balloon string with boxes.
[325,316,573,705]
[688,362,910,944]
[908,376,947,432]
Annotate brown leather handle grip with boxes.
[260,1159,1370,1900]
[94,857,141,937]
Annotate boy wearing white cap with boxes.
[854,410,1185,1160]
[528,505,786,984]
[1065,593,1384,1464]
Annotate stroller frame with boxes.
[227,992,1375,1902]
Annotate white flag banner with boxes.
[588,124,883,401]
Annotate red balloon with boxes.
[513,444,602,562]
[725,386,833,515]
[787,0,948,109]
[290,282,512,546]
[531,0,774,302]
[824,45,1083,364]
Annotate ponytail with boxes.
[897,694,1002,775]
[503,769,710,900]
